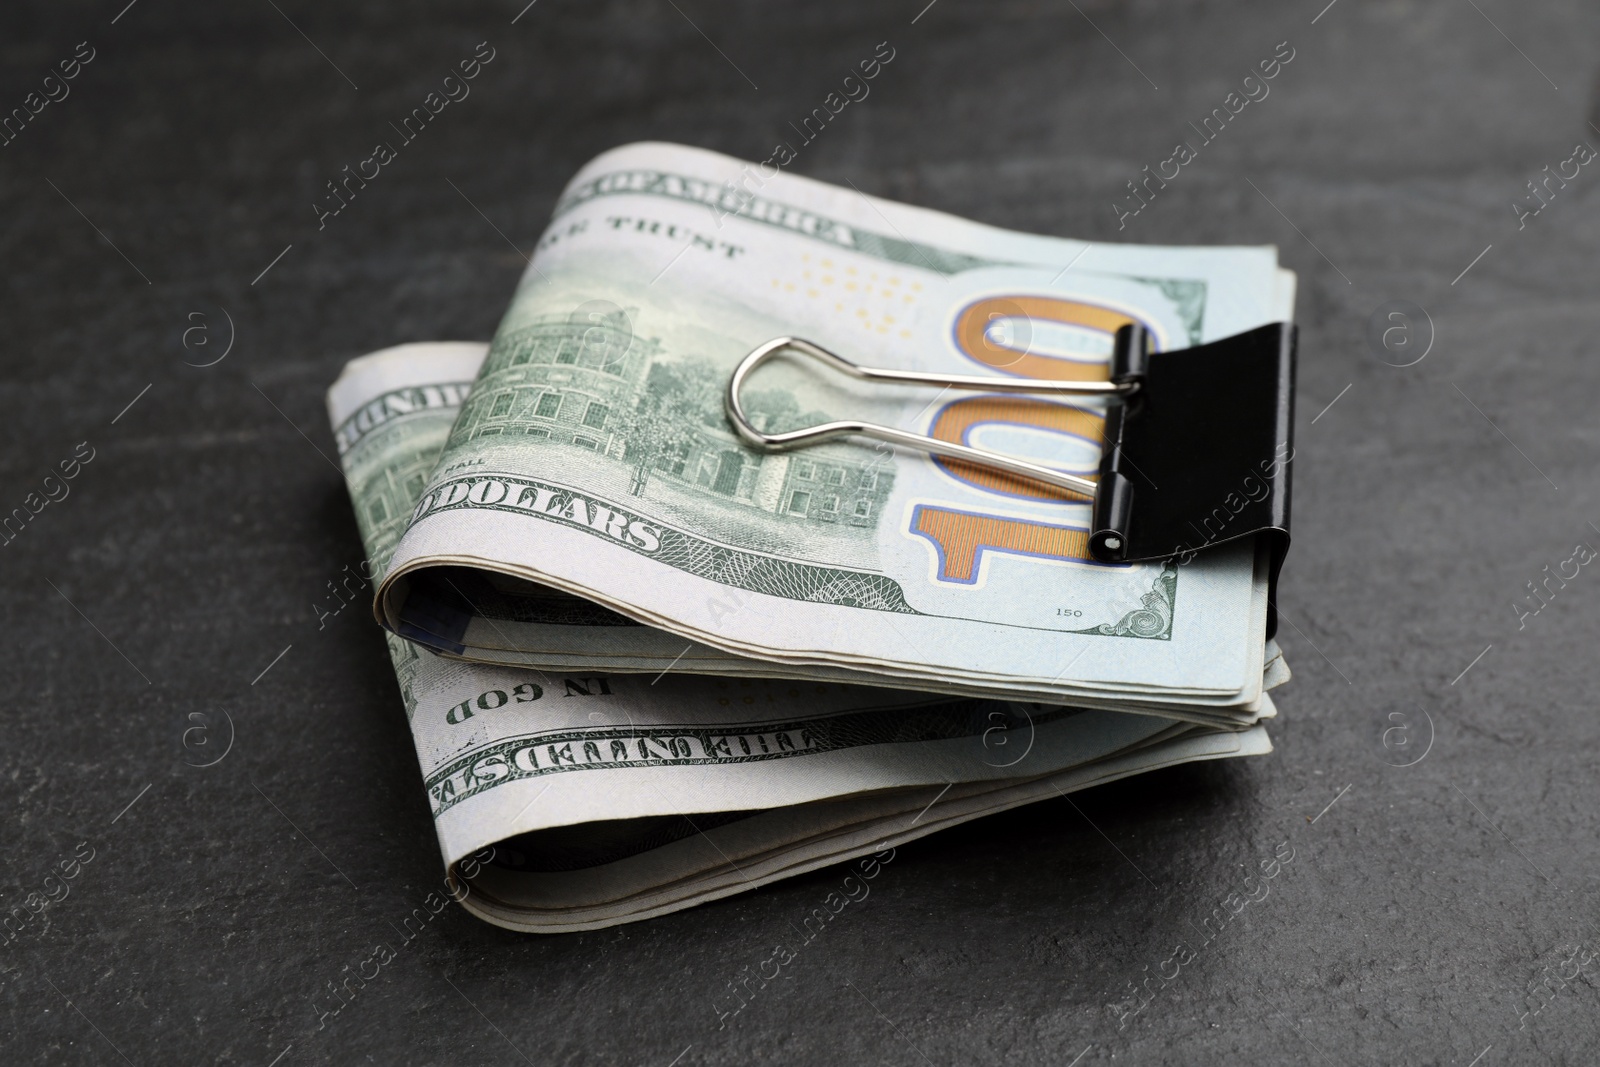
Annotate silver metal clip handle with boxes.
[724,336,1136,501]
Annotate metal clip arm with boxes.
[724,336,1135,501]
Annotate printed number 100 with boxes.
[908,295,1149,585]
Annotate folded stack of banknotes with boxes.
[325,142,1295,932]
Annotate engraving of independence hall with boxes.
[449,303,895,539]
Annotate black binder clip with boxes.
[725,322,1296,636]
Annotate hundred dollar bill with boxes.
[375,142,1295,713]
[330,342,1275,931]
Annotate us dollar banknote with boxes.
[374,142,1295,715]
[329,342,1275,932]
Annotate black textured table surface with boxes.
[5,1,1599,1064]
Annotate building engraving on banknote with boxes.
[423,701,1078,816]
[455,308,896,530]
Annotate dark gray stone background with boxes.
[2,0,1596,1063]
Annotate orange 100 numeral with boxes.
[912,295,1151,583]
